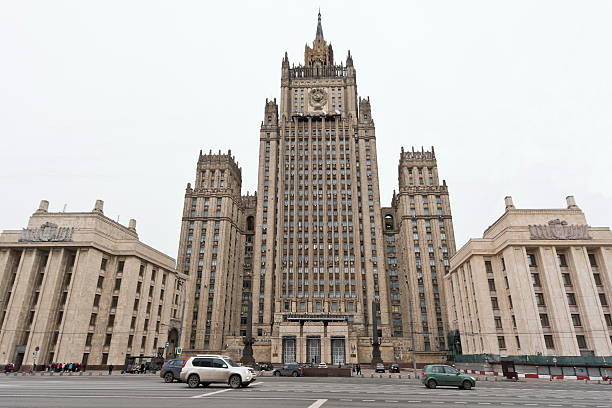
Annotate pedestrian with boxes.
[108,364,113,375]
[356,364,361,375]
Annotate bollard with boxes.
[389,375,391,379]
[399,375,401,379]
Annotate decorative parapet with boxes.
[529,219,591,240]
[19,222,73,242]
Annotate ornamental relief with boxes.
[19,222,74,242]
[309,88,328,110]
[528,219,591,240]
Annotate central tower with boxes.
[251,12,391,365]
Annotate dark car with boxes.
[389,363,400,373]
[272,363,302,377]
[421,364,476,390]
[259,362,273,371]
[159,358,185,383]
[375,363,385,373]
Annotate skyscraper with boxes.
[177,12,456,365]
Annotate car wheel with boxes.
[163,372,174,383]
[462,380,472,390]
[292,371,298,377]
[426,379,437,389]
[274,371,281,377]
[201,382,210,387]
[187,374,200,388]
[229,374,242,389]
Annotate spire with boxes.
[316,9,324,40]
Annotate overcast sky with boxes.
[1,0,611,259]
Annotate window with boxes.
[104,333,112,346]
[527,253,537,267]
[562,273,572,286]
[97,276,104,289]
[557,253,567,267]
[484,261,493,274]
[89,313,97,326]
[85,333,93,346]
[566,293,576,306]
[576,335,587,349]
[593,273,603,286]
[497,336,506,349]
[101,353,108,365]
[544,335,554,349]
[604,314,612,327]
[599,294,608,306]
[507,295,513,309]
[491,297,499,309]
[531,273,541,287]
[100,258,108,271]
[114,278,122,291]
[93,294,101,307]
[535,293,546,306]
[488,279,496,291]
[494,316,503,329]
[571,314,582,327]
[515,336,521,349]
[539,313,550,327]
[588,253,597,267]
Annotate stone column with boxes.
[539,246,577,355]
[570,247,611,355]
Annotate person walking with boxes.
[108,364,113,376]
[356,364,361,375]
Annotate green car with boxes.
[421,364,476,390]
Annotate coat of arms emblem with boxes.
[309,88,327,110]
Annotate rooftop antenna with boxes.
[117,215,120,223]
[62,204,67,212]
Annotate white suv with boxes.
[180,355,256,389]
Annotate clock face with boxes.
[309,88,327,110]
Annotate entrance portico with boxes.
[272,314,356,365]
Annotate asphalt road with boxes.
[0,374,610,407]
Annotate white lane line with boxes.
[191,388,232,398]
[340,399,353,402]
[307,399,328,408]
[250,382,264,387]
[362,400,376,402]
[386,401,398,403]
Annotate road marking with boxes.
[191,388,232,398]
[386,401,398,403]
[340,399,353,402]
[362,400,376,402]
[307,399,328,408]
[250,382,264,387]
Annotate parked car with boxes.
[389,363,400,373]
[258,362,274,371]
[159,358,186,383]
[317,362,328,369]
[180,355,257,389]
[375,363,385,373]
[422,364,476,390]
[272,363,302,377]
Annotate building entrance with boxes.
[306,337,321,365]
[331,338,346,365]
[282,337,296,363]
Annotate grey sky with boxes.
[1,0,611,259]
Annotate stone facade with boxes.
[446,196,612,357]
[0,200,185,370]
[176,13,458,365]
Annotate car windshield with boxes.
[224,358,239,367]
[446,366,458,374]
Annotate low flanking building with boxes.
[446,196,612,358]
[0,200,186,370]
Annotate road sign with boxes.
[165,342,169,349]
[175,347,182,355]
